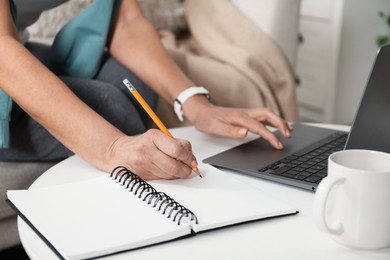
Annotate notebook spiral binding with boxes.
[110,166,198,225]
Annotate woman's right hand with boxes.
[107,129,197,180]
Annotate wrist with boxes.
[182,95,213,124]
[102,133,130,172]
[173,86,210,122]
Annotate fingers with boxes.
[148,151,193,180]
[153,133,197,168]
[248,108,293,137]
[151,136,197,179]
[133,130,196,180]
[231,113,285,149]
[109,129,197,180]
[242,109,294,149]
[195,107,293,150]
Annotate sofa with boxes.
[156,0,300,127]
[0,0,301,251]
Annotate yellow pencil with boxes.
[123,79,202,178]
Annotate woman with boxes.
[0,0,292,180]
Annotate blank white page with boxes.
[150,164,297,233]
[7,176,192,260]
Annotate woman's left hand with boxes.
[183,96,293,150]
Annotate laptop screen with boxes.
[345,44,390,153]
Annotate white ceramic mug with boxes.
[313,149,390,250]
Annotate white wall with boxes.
[231,0,301,67]
[334,0,390,124]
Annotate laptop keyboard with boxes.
[258,132,348,184]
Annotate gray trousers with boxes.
[0,42,158,161]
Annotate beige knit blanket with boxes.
[157,0,299,127]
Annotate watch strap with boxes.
[174,86,210,122]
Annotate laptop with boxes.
[203,44,390,192]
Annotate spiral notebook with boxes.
[7,164,297,260]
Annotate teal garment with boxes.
[0,0,121,148]
[0,0,17,148]
[49,0,122,78]
[0,92,13,148]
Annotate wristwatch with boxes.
[174,86,210,122]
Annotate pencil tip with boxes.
[193,168,202,178]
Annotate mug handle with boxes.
[313,176,345,235]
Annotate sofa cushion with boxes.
[0,161,57,220]
[0,161,58,249]
[0,216,19,250]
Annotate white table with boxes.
[18,124,390,259]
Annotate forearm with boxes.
[108,0,194,104]
[0,36,125,171]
